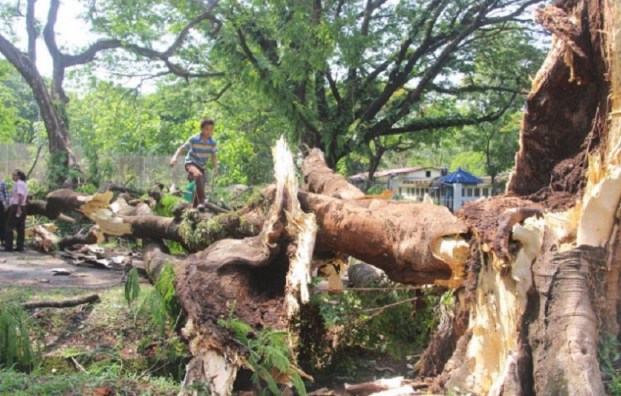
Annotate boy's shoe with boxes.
[197,204,206,212]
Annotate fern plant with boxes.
[124,267,141,306]
[0,304,40,371]
[218,316,307,395]
[124,263,181,336]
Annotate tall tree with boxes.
[212,0,544,168]
[455,113,521,192]
[0,0,220,187]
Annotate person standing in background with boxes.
[5,169,28,252]
[0,177,9,243]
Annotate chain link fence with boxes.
[0,143,187,190]
[0,143,46,181]
[90,151,188,190]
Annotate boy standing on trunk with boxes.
[170,118,219,211]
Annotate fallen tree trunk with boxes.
[57,226,103,250]
[39,188,269,252]
[298,191,468,286]
[302,148,365,199]
[135,139,316,395]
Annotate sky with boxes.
[29,0,97,77]
[5,0,159,92]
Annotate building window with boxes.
[483,188,489,196]
[462,188,465,196]
[425,170,431,177]
[474,188,480,196]
[467,188,473,197]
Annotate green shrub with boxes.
[312,279,438,360]
[219,313,307,395]
[0,303,40,371]
[600,333,621,395]
[154,194,185,218]
[124,264,189,380]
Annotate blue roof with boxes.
[437,167,482,185]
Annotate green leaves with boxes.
[219,315,308,395]
[124,267,141,306]
[0,61,37,143]
[312,278,439,360]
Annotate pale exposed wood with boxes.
[344,377,409,394]
[29,224,60,252]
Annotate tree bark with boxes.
[302,148,365,199]
[528,246,607,395]
[26,3,621,388]
[0,34,77,187]
[298,191,467,285]
[22,294,100,309]
[430,1,621,394]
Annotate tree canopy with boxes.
[0,0,547,187]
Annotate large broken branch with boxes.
[298,191,468,286]
[22,294,100,309]
[303,148,365,199]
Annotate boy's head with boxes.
[200,118,215,135]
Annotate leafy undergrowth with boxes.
[0,284,187,395]
[1,272,446,395]
[0,370,179,396]
[599,334,621,395]
[298,279,444,392]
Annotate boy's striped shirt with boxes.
[183,134,218,168]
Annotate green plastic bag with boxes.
[183,180,195,202]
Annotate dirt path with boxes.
[0,249,126,289]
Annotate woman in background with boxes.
[0,176,9,243]
[5,169,28,252]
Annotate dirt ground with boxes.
[0,249,126,289]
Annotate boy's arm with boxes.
[170,144,187,167]
[211,152,218,176]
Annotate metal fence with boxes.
[0,143,46,181]
[89,151,188,189]
[0,143,187,189]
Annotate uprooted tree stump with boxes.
[27,0,621,393]
[421,0,621,394]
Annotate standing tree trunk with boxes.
[0,35,77,187]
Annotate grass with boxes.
[0,369,179,396]
[0,284,188,395]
